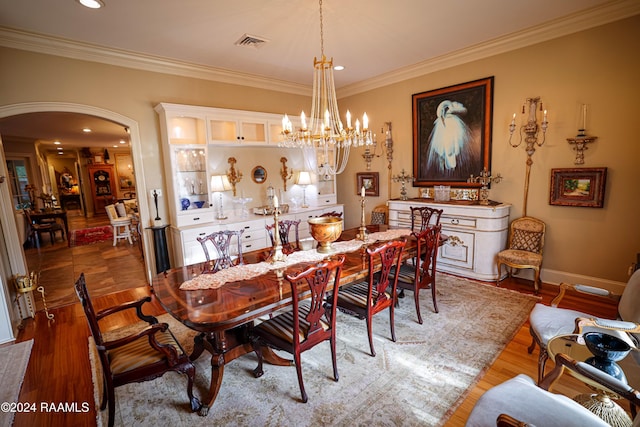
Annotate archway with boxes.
[0,102,154,283]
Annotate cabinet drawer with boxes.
[176,211,213,228]
[441,215,476,228]
[438,229,474,270]
[314,194,337,206]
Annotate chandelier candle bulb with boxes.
[511,113,516,125]
[363,113,368,130]
[301,112,307,130]
[346,110,351,128]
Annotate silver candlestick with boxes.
[268,207,287,263]
[467,168,502,205]
[392,168,415,200]
[356,195,368,241]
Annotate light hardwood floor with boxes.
[11,246,623,426]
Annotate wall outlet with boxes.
[150,189,162,197]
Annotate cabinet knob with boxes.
[193,217,200,221]
[450,219,459,225]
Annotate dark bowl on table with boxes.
[583,331,631,362]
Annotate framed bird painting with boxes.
[412,76,494,187]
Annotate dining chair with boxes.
[410,206,443,232]
[390,224,442,323]
[105,204,133,246]
[495,216,545,293]
[251,255,346,403]
[23,209,64,247]
[265,219,300,253]
[197,229,245,273]
[333,238,406,357]
[528,268,640,384]
[75,273,200,427]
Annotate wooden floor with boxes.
[11,255,622,426]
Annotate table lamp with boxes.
[211,174,231,220]
[296,171,312,208]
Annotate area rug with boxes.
[0,339,34,427]
[70,226,113,247]
[90,275,539,427]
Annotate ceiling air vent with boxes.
[234,34,269,49]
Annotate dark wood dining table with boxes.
[151,225,418,415]
[28,209,70,246]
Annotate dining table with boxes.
[151,224,418,415]
[28,209,70,246]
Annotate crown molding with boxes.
[1,0,638,99]
[0,28,310,96]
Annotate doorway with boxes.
[0,102,153,312]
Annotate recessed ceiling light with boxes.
[119,139,126,144]
[77,0,104,9]
[82,128,92,133]
[54,141,61,145]
[113,145,118,148]
[58,151,64,155]
[57,147,63,150]
[334,65,345,71]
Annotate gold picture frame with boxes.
[549,167,607,208]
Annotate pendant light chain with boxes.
[319,0,324,58]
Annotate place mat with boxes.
[179,228,411,290]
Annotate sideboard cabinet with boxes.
[388,199,511,281]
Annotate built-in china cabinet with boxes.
[154,103,341,267]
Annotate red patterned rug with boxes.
[69,226,113,247]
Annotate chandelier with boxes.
[280,0,372,178]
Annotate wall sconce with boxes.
[362,122,394,172]
[226,157,242,197]
[296,171,312,208]
[509,97,549,216]
[211,175,231,220]
[279,157,293,191]
[566,104,597,165]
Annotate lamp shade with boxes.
[210,175,230,192]
[297,171,312,186]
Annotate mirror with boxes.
[251,166,267,184]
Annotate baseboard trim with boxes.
[511,268,627,294]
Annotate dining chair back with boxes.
[410,206,443,232]
[251,255,346,403]
[334,238,406,356]
[75,273,200,427]
[197,229,244,272]
[320,211,343,218]
[370,204,388,225]
[265,219,300,253]
[391,224,442,323]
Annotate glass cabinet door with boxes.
[173,147,209,212]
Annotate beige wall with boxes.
[1,15,638,283]
[337,15,640,283]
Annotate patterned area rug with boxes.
[70,226,113,247]
[0,339,33,427]
[90,275,539,427]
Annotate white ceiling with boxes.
[0,0,638,152]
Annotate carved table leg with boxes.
[198,333,225,416]
[262,346,293,366]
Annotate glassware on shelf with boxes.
[233,197,253,217]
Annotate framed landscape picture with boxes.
[549,167,607,208]
[412,77,494,187]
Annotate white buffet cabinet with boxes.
[169,204,343,267]
[388,199,511,281]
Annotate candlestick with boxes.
[356,193,368,241]
[361,186,365,198]
[268,206,287,263]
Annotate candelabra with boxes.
[356,190,368,241]
[268,199,287,264]
[566,104,597,165]
[226,157,242,197]
[392,168,414,201]
[467,168,502,205]
[509,97,549,216]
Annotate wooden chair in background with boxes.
[197,229,245,273]
[410,205,443,232]
[251,255,346,403]
[265,219,300,254]
[390,224,442,323]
